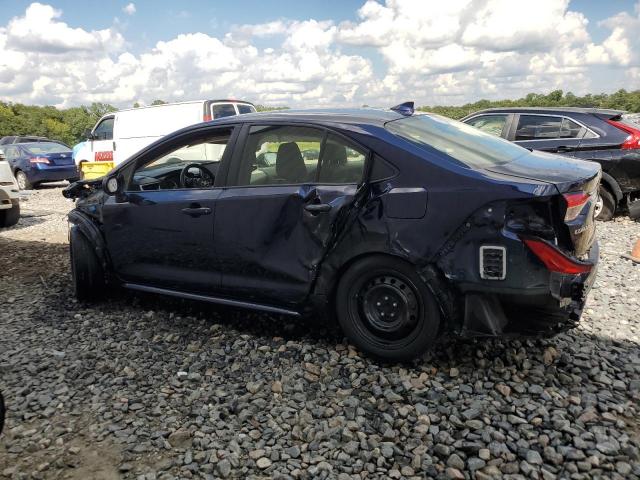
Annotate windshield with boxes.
[386,114,528,169]
[24,142,71,154]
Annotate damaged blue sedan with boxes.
[63,103,600,361]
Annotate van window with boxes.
[238,104,256,114]
[211,104,237,119]
[93,117,114,141]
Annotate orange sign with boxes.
[95,151,113,162]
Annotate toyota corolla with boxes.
[63,104,600,361]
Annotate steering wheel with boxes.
[179,163,214,189]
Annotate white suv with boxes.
[0,149,20,227]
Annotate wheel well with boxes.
[599,172,623,203]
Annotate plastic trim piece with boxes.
[123,283,301,317]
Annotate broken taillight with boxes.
[563,192,590,221]
[522,238,592,274]
[606,119,640,149]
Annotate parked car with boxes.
[63,104,600,361]
[74,99,257,180]
[0,149,20,227]
[461,107,640,220]
[2,141,77,190]
[0,135,50,145]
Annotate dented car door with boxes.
[214,124,368,307]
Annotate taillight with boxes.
[606,119,640,149]
[523,238,592,274]
[29,157,49,164]
[563,192,589,221]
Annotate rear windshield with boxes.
[24,142,71,154]
[386,114,528,169]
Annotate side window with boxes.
[560,118,594,139]
[318,134,367,184]
[515,115,563,141]
[127,129,232,191]
[235,125,324,186]
[237,104,256,114]
[93,118,114,140]
[211,104,237,119]
[465,115,508,137]
[4,146,19,161]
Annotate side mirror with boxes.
[84,128,94,140]
[103,174,123,195]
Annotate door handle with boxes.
[556,145,573,152]
[304,203,332,213]
[181,206,212,217]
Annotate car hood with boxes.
[485,149,601,193]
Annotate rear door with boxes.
[214,123,368,307]
[510,114,584,154]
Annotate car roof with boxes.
[210,108,406,127]
[469,106,626,116]
[20,141,69,148]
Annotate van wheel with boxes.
[595,186,615,221]
[335,256,441,362]
[15,170,33,190]
[0,203,20,228]
[70,230,104,301]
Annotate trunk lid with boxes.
[43,152,74,166]
[488,150,600,258]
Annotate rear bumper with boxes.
[461,240,599,337]
[28,164,78,183]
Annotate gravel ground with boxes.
[1,187,639,480]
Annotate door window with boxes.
[237,104,256,114]
[235,125,324,186]
[93,117,114,140]
[127,129,232,191]
[465,115,508,137]
[515,115,565,140]
[211,104,237,119]
[318,134,367,184]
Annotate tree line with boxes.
[1,89,638,146]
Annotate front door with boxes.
[214,124,368,307]
[91,116,116,164]
[102,126,236,294]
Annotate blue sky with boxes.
[0,1,639,107]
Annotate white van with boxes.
[75,99,256,178]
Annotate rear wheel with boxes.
[595,185,615,221]
[70,230,104,301]
[15,170,33,190]
[335,256,441,362]
[0,203,20,228]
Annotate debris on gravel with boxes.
[1,187,639,479]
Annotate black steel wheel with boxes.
[336,255,441,361]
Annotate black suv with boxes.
[461,107,640,220]
[64,107,600,361]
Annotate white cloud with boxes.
[123,3,136,16]
[0,1,638,109]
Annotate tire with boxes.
[15,170,33,190]
[70,230,104,302]
[0,203,20,228]
[595,185,615,221]
[335,255,441,362]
